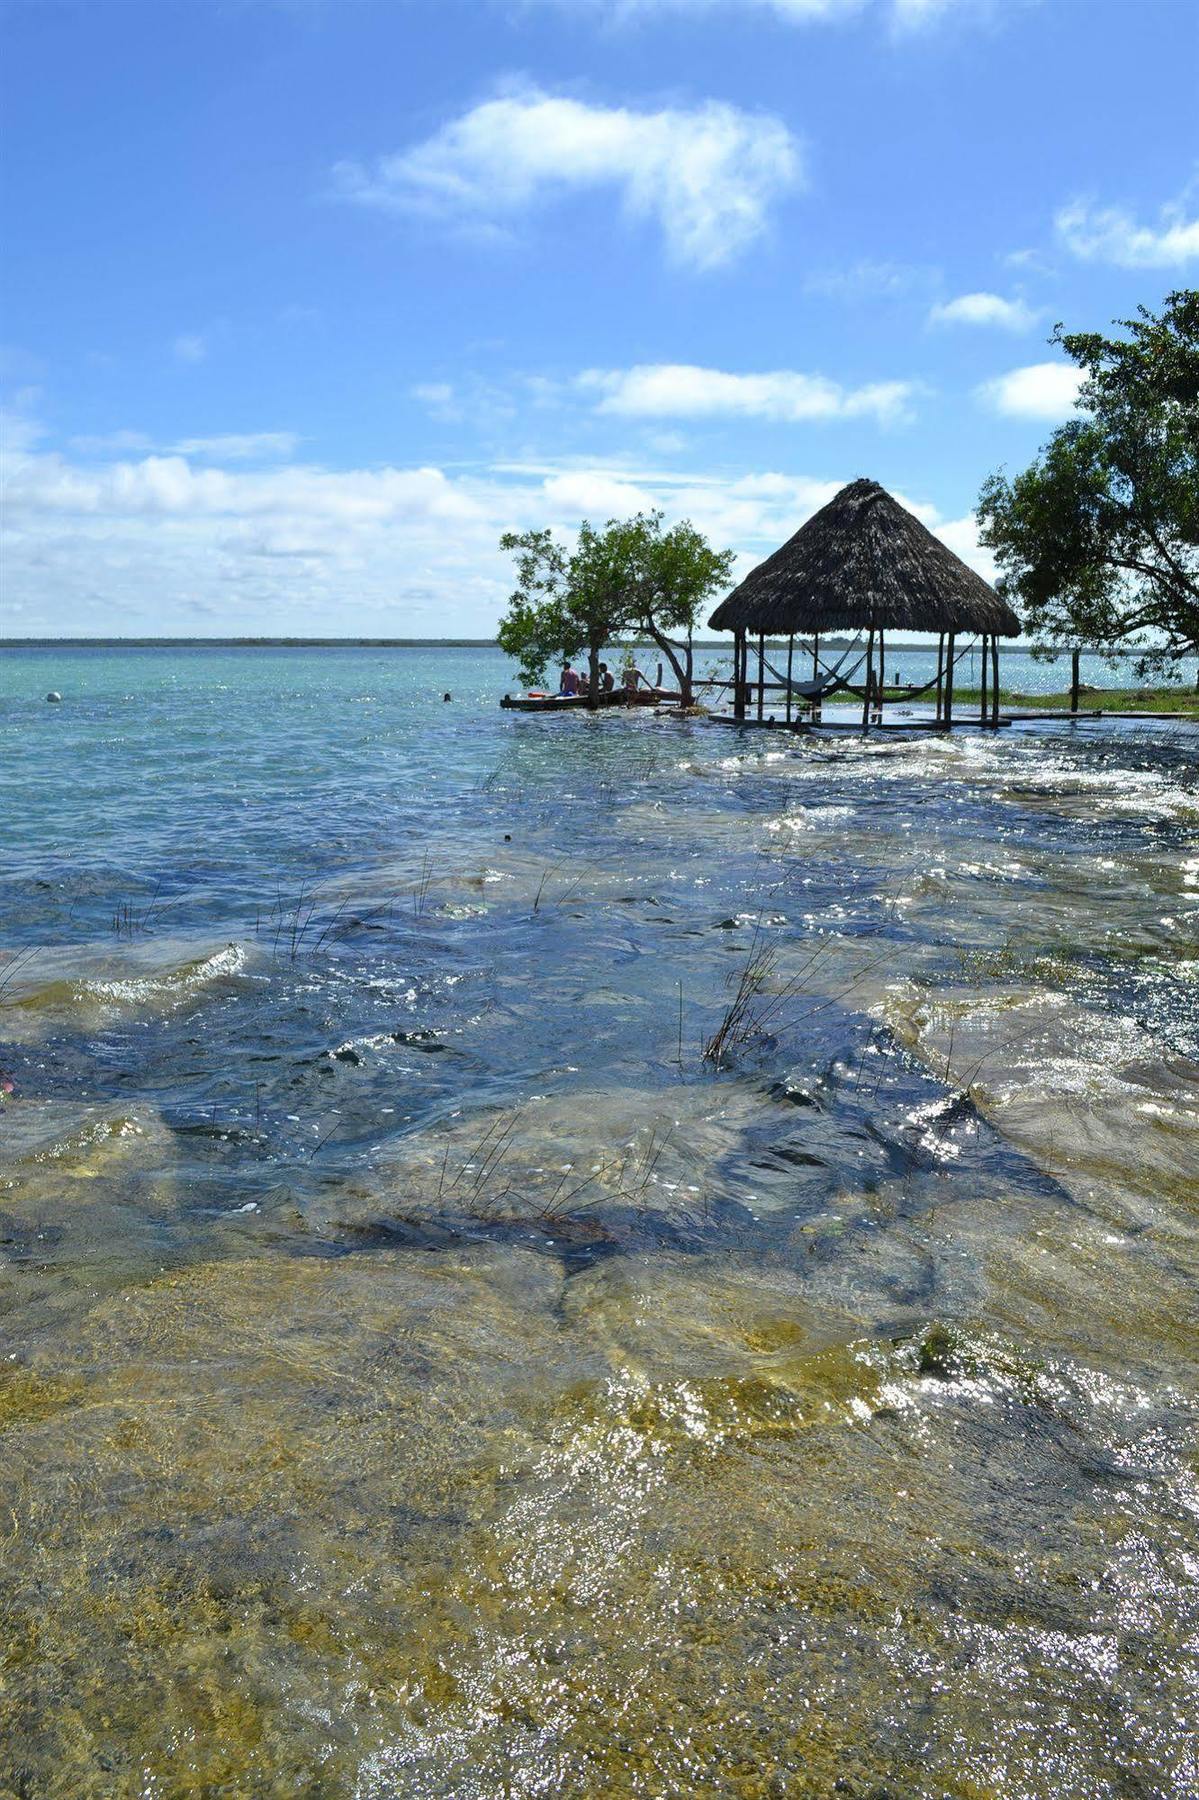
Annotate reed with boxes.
[701,913,840,1069]
[0,945,39,1001]
[412,852,434,918]
[111,879,164,937]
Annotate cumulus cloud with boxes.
[929,512,998,583]
[3,443,481,526]
[333,88,801,269]
[3,420,995,634]
[1055,194,1199,267]
[976,361,1083,421]
[579,363,917,424]
[542,471,658,516]
[928,291,1038,330]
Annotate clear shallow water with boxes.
[2,646,1198,1798]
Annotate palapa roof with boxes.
[708,478,1020,637]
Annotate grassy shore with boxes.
[951,684,1199,717]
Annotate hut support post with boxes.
[944,633,956,729]
[757,633,765,722]
[877,629,885,723]
[990,636,1000,726]
[1071,646,1081,713]
[935,633,945,723]
[733,632,746,720]
[862,629,875,732]
[785,635,793,724]
[813,633,820,724]
[980,635,988,724]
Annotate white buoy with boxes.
[46,691,62,704]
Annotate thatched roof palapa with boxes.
[708,478,1020,638]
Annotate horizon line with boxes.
[3,635,1077,652]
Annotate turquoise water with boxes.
[2,645,1198,1797]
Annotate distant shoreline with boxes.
[1,637,1125,655]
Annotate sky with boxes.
[1,0,1197,639]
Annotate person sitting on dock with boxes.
[577,671,590,697]
[559,664,580,696]
[599,662,615,693]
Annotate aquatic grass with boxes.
[531,861,594,913]
[701,912,845,1070]
[261,879,325,961]
[532,867,555,913]
[413,851,434,918]
[398,1104,700,1242]
[0,945,40,1002]
[255,879,406,960]
[111,879,165,938]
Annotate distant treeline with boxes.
[3,637,1116,654]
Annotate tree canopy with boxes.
[497,512,734,705]
[623,514,736,705]
[977,290,1199,675]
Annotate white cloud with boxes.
[3,417,998,635]
[173,334,208,364]
[68,429,154,455]
[535,0,971,29]
[1055,195,1199,268]
[412,382,455,408]
[803,259,936,300]
[4,449,481,524]
[929,291,1038,330]
[976,361,1083,421]
[333,88,801,269]
[929,512,997,584]
[580,363,917,424]
[69,430,299,462]
[171,433,300,461]
[541,471,657,516]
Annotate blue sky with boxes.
[2,0,1196,638]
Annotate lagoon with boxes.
[2,644,1197,1796]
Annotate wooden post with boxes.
[733,631,745,719]
[756,633,765,722]
[943,632,956,728]
[862,628,875,731]
[877,629,886,723]
[785,634,793,724]
[980,634,988,724]
[935,633,945,723]
[1070,646,1081,713]
[990,635,1000,726]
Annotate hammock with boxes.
[838,635,979,702]
[763,635,981,706]
[761,640,869,703]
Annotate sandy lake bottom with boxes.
[2,647,1198,1797]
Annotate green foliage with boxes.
[624,512,737,703]
[977,290,1199,675]
[496,530,577,688]
[497,512,735,702]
